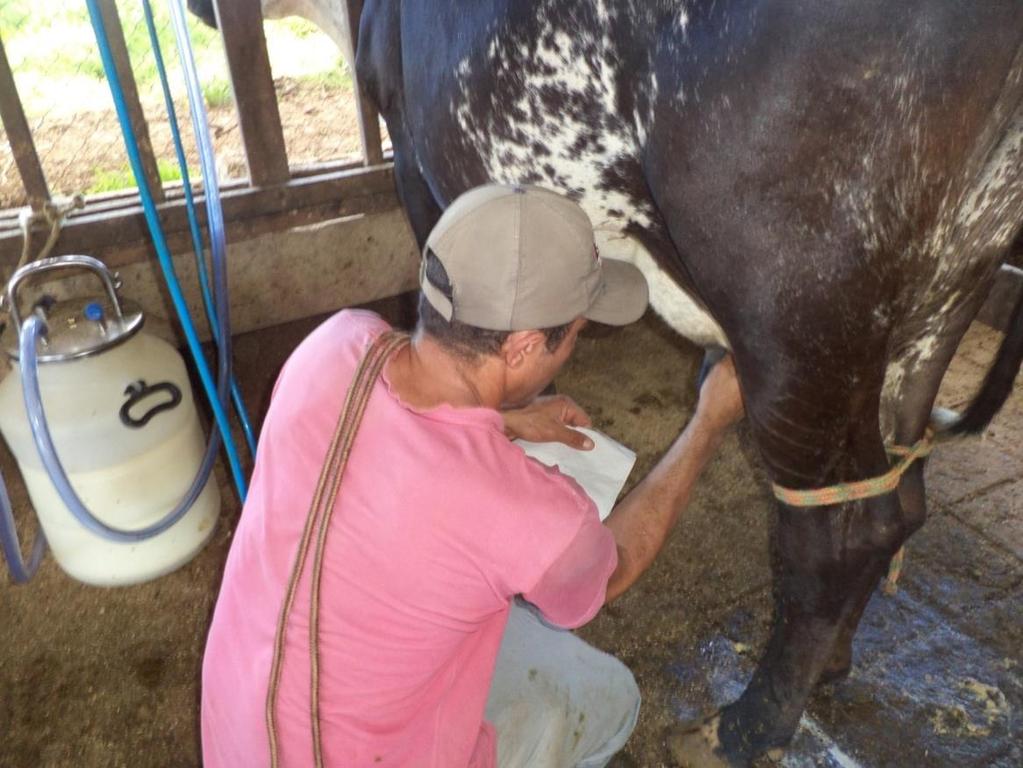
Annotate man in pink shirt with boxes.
[201,185,743,767]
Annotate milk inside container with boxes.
[0,255,220,586]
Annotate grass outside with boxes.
[0,0,354,206]
[2,0,224,117]
[86,157,193,195]
[1,0,344,116]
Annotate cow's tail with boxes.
[949,279,1023,434]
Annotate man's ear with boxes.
[501,330,547,369]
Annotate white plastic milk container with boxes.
[0,255,219,586]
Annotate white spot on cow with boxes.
[594,229,729,348]
[444,5,716,347]
[954,114,1023,244]
[909,334,939,366]
[867,79,1022,440]
[922,105,1023,305]
[452,11,659,232]
[880,359,907,442]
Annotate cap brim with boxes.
[584,258,649,326]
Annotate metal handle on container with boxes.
[5,255,124,336]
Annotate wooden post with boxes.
[97,0,165,203]
[0,164,400,268]
[212,0,290,186]
[345,0,384,165]
[0,34,49,210]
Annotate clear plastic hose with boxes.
[85,0,248,498]
[15,314,223,542]
[0,462,46,583]
[142,0,257,457]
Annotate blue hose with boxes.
[0,461,45,583]
[85,0,248,499]
[141,0,257,457]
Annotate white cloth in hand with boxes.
[515,428,636,522]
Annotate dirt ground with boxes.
[0,76,369,211]
[1,295,1020,767]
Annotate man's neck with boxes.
[386,331,506,411]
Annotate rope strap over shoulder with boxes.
[266,330,409,768]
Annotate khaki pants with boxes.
[485,600,641,768]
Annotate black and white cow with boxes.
[189,0,356,67]
[196,1,1023,764]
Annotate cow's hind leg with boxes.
[809,453,928,685]
[817,456,928,685]
[669,359,915,766]
[673,503,906,765]
[739,501,903,745]
[389,126,443,248]
[356,0,443,249]
[816,295,988,686]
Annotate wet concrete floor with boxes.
[0,295,1019,767]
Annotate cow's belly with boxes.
[593,228,730,349]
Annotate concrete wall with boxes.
[10,207,420,349]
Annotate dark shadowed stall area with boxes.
[0,295,1020,768]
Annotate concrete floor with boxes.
[0,295,1020,767]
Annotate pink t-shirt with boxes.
[201,310,617,768]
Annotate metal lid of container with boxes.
[2,295,144,363]
[3,255,146,363]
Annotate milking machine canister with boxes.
[0,255,220,586]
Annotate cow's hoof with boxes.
[818,645,852,686]
[817,661,852,686]
[665,713,735,768]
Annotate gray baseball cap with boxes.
[421,184,649,331]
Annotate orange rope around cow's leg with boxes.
[771,430,934,596]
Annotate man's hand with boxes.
[503,395,595,450]
[695,354,745,433]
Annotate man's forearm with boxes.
[603,413,725,602]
